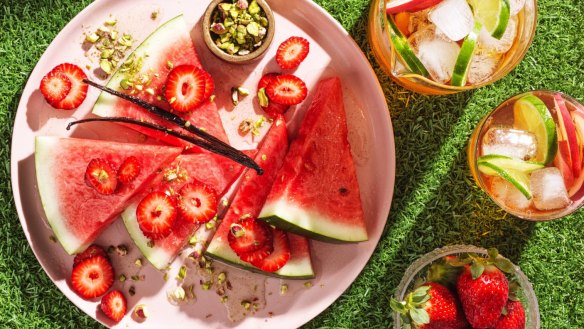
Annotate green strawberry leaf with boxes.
[390,299,407,313]
[487,247,499,260]
[412,293,431,305]
[495,258,516,274]
[470,262,485,279]
[409,307,430,325]
[412,285,431,298]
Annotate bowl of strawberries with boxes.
[391,245,539,329]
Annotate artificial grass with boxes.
[0,0,582,328]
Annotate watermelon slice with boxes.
[34,136,182,255]
[121,151,251,270]
[206,117,314,279]
[92,15,229,150]
[258,77,368,243]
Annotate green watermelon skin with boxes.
[34,136,182,255]
[206,117,315,279]
[91,15,229,150]
[122,151,250,270]
[258,77,367,243]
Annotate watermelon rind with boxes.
[35,137,83,253]
[205,237,315,280]
[259,201,368,243]
[92,14,186,115]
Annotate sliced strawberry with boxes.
[276,36,310,70]
[40,70,72,106]
[228,217,273,255]
[85,158,118,195]
[164,65,207,113]
[250,229,290,272]
[136,191,177,240]
[100,290,127,323]
[71,255,114,299]
[266,74,308,106]
[201,69,215,100]
[117,156,141,183]
[257,73,291,118]
[49,63,88,110]
[73,244,109,267]
[177,180,218,223]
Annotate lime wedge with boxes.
[478,161,532,199]
[386,15,429,77]
[451,21,482,87]
[478,154,544,173]
[469,0,510,39]
[513,94,558,165]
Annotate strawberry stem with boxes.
[66,117,263,175]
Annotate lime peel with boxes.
[451,21,482,87]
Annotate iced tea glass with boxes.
[468,90,584,220]
[367,0,537,95]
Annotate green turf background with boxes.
[1,0,583,328]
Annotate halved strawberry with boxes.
[136,191,177,240]
[201,69,215,100]
[266,74,307,106]
[100,290,127,323]
[117,156,141,183]
[71,255,114,299]
[85,158,118,195]
[250,228,290,272]
[177,180,218,223]
[276,36,310,70]
[228,217,273,255]
[40,70,72,106]
[164,65,207,113]
[73,244,109,267]
[49,63,88,110]
[258,72,281,90]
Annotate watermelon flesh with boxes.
[122,151,251,270]
[259,77,368,243]
[92,15,229,151]
[206,116,315,279]
[34,136,183,255]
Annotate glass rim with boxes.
[470,89,584,221]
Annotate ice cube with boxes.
[530,167,571,210]
[481,127,537,160]
[478,15,518,53]
[467,50,502,85]
[408,26,460,84]
[509,0,526,16]
[490,176,531,210]
[428,0,474,41]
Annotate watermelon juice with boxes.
[367,0,537,94]
[468,91,584,221]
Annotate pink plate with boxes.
[10,0,395,327]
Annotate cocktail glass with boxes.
[468,90,584,220]
[367,0,537,95]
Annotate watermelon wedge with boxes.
[206,117,314,279]
[259,77,368,243]
[121,151,251,270]
[35,136,182,255]
[92,15,229,150]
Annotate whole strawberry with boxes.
[391,282,468,329]
[493,300,526,329]
[455,248,515,328]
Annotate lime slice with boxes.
[469,0,510,39]
[451,21,482,87]
[477,154,544,174]
[386,15,429,77]
[478,161,532,199]
[513,94,558,165]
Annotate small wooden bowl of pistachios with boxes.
[203,0,275,64]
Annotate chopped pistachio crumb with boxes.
[177,265,188,280]
[220,296,228,303]
[151,11,159,20]
[133,304,148,319]
[202,281,212,290]
[163,272,169,281]
[129,286,136,296]
[241,300,252,310]
[189,235,198,245]
[217,272,227,284]
[257,88,269,107]
[280,283,288,295]
[135,258,143,267]
[119,274,127,282]
[304,281,313,288]
[261,154,267,161]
